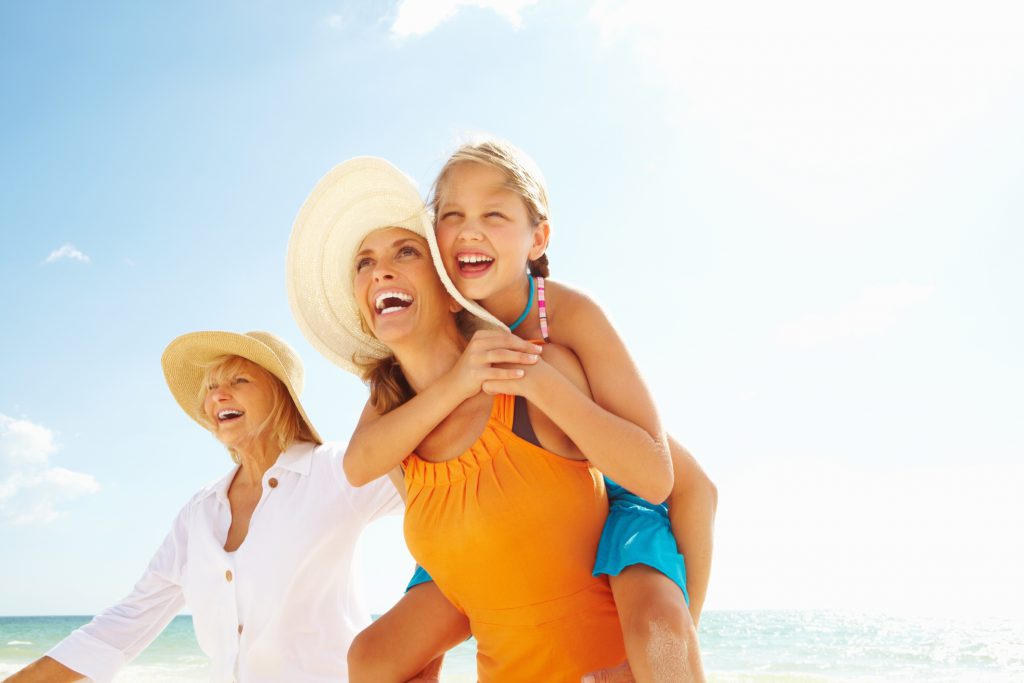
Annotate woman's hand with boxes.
[445,330,542,401]
[581,661,635,683]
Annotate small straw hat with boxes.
[161,330,322,444]
[286,156,505,375]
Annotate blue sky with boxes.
[2,0,1022,620]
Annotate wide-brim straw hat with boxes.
[286,156,505,375]
[161,330,322,444]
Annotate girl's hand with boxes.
[480,355,556,402]
[446,330,542,401]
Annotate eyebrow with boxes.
[356,236,422,258]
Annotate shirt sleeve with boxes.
[45,501,191,683]
[357,473,404,523]
[328,440,404,524]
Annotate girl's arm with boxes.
[550,283,719,623]
[343,330,542,486]
[485,288,672,503]
[556,290,675,502]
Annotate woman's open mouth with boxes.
[374,290,414,316]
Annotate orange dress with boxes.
[403,394,626,682]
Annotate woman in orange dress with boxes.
[285,158,674,681]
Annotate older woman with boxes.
[4,330,400,683]
[286,158,672,681]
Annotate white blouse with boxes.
[46,441,402,683]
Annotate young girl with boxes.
[347,141,714,683]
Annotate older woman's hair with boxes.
[196,355,315,462]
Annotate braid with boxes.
[528,254,550,278]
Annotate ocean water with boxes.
[1,611,1021,682]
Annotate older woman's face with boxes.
[203,358,277,450]
[353,228,456,345]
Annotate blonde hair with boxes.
[431,137,551,277]
[196,355,315,462]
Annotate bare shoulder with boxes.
[542,279,613,350]
[543,279,595,315]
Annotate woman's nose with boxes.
[209,386,232,401]
[372,264,397,281]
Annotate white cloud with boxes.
[43,243,91,265]
[776,282,934,347]
[0,414,57,466]
[0,414,100,526]
[391,0,538,38]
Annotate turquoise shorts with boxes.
[405,564,433,592]
[594,477,688,605]
[407,477,687,604]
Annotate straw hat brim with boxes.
[161,330,322,445]
[286,156,506,376]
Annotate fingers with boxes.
[482,368,525,383]
[469,329,543,354]
[581,661,635,683]
[484,349,539,366]
[481,378,529,395]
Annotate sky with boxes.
[1,0,1022,622]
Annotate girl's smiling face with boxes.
[434,162,549,305]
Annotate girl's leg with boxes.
[608,566,705,683]
[666,436,717,626]
[348,581,470,683]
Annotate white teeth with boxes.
[218,410,243,420]
[379,306,405,315]
[457,254,494,264]
[374,290,413,312]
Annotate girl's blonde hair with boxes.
[196,356,314,462]
[431,137,551,277]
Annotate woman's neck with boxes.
[233,438,281,487]
[390,328,465,394]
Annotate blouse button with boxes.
[268,477,278,488]
[237,624,243,635]
[225,570,233,582]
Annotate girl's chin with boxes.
[454,277,497,300]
